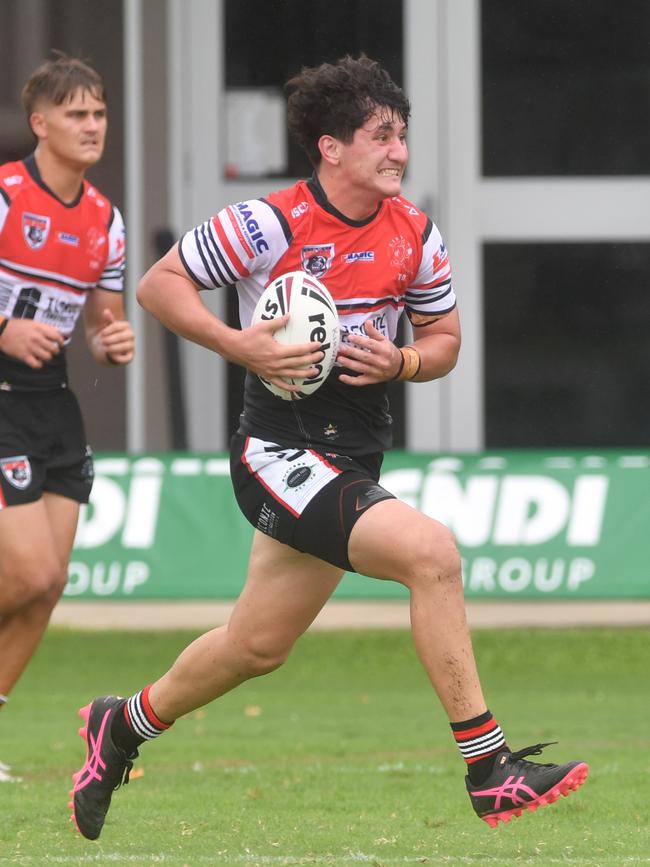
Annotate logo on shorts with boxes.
[257,502,280,537]
[355,485,390,511]
[82,445,94,486]
[0,456,32,490]
[285,466,312,489]
[22,213,51,250]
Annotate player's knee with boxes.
[400,524,462,591]
[237,633,293,678]
[5,557,67,608]
[41,563,69,600]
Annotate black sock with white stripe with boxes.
[111,685,173,754]
[451,709,508,785]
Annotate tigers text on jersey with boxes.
[0,155,125,390]
[180,174,456,456]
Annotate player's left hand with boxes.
[96,308,135,365]
[336,320,402,385]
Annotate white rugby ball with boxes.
[251,270,340,401]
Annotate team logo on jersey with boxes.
[301,244,334,278]
[0,456,32,490]
[22,213,51,250]
[432,242,448,271]
[3,174,23,187]
[388,234,414,283]
[86,226,107,258]
[343,251,374,264]
[388,235,413,269]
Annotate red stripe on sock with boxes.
[141,685,172,730]
[122,702,135,731]
[453,719,498,742]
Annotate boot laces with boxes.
[113,750,138,791]
[508,741,558,767]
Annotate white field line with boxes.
[4,854,650,866]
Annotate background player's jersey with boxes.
[180,175,455,455]
[0,155,125,390]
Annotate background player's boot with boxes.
[466,742,589,828]
[69,695,138,840]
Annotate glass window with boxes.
[482,0,650,175]
[484,243,650,447]
[224,0,403,178]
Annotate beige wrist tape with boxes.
[397,345,421,381]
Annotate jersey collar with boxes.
[307,173,382,228]
[23,153,85,209]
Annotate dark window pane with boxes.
[484,243,650,447]
[482,0,650,175]
[225,0,403,88]
[224,0,403,179]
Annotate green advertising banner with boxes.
[66,450,650,601]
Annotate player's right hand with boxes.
[232,316,324,392]
[0,318,65,368]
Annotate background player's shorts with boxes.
[230,433,396,571]
[0,389,94,509]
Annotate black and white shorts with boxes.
[230,433,395,571]
[0,388,94,509]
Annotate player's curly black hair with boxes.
[285,54,410,167]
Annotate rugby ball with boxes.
[251,270,340,400]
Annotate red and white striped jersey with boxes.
[180,175,456,455]
[0,155,125,390]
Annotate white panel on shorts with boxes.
[242,436,341,517]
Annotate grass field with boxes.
[1,626,649,866]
